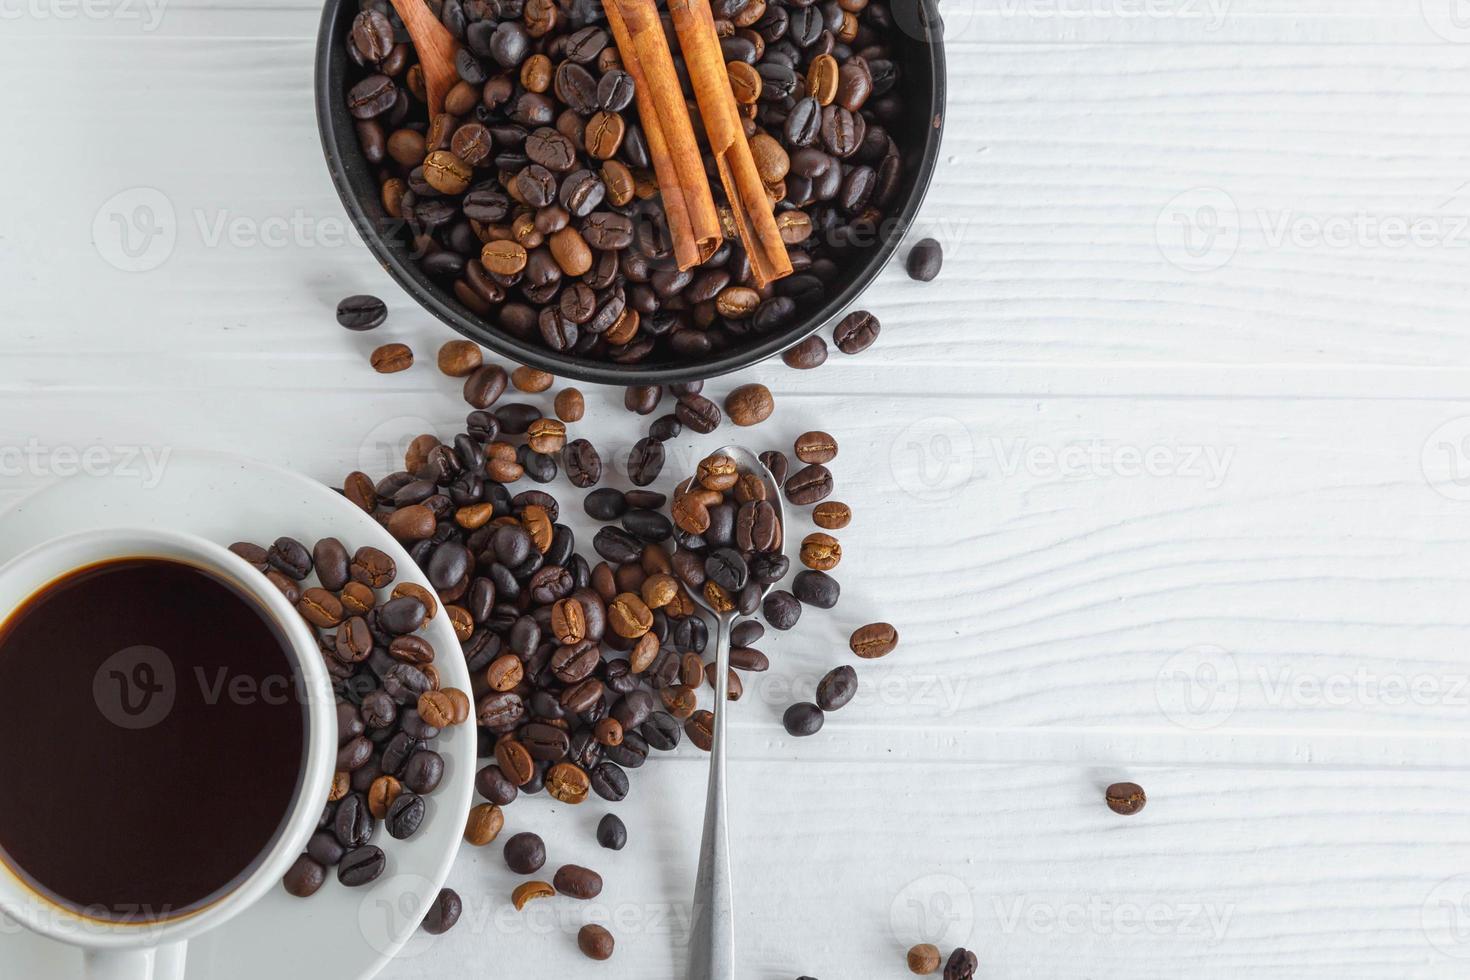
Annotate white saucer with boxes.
[0,451,477,980]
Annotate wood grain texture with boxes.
[3,0,1470,975]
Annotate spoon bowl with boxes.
[677,445,783,980]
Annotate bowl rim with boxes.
[315,0,947,386]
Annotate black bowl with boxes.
[316,0,946,385]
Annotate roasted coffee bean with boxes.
[420,887,462,934]
[685,710,715,751]
[546,761,591,804]
[792,570,839,609]
[758,451,789,485]
[794,431,837,464]
[731,620,765,647]
[476,764,519,806]
[578,923,615,961]
[627,438,665,487]
[675,394,722,434]
[268,536,313,579]
[725,383,775,426]
[385,791,426,838]
[907,237,943,282]
[584,487,628,521]
[624,384,662,415]
[402,750,444,793]
[642,712,681,750]
[337,845,386,887]
[589,761,629,801]
[596,813,627,850]
[762,589,801,630]
[464,802,505,846]
[333,793,374,848]
[503,831,546,874]
[648,414,682,442]
[1105,782,1147,815]
[785,463,833,505]
[782,701,824,737]
[850,622,898,659]
[812,500,851,529]
[833,310,880,354]
[371,343,414,373]
[944,948,978,980]
[284,855,327,897]
[907,944,942,975]
[817,665,859,711]
[337,294,388,331]
[553,864,602,899]
[800,532,841,570]
[782,334,828,369]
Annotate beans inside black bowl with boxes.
[316,0,945,384]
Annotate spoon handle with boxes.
[687,613,735,980]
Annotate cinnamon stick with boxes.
[668,0,792,288]
[605,0,722,271]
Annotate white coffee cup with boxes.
[0,529,336,980]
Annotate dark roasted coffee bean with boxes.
[590,761,629,801]
[944,948,979,980]
[817,665,858,711]
[475,764,519,806]
[731,620,764,647]
[648,414,682,442]
[596,812,627,850]
[782,334,828,369]
[503,832,546,874]
[420,887,462,934]
[627,438,665,487]
[284,855,326,897]
[793,569,839,609]
[675,394,722,434]
[782,701,824,737]
[763,590,801,630]
[641,711,681,750]
[337,294,388,331]
[268,536,312,580]
[833,309,880,354]
[402,750,444,794]
[334,793,374,848]
[578,924,615,961]
[385,791,426,838]
[337,845,386,887]
[553,864,603,899]
[907,237,943,282]
[758,451,789,486]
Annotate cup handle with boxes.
[84,942,188,980]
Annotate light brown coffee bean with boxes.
[800,532,842,571]
[437,340,483,377]
[608,592,653,638]
[727,61,762,103]
[387,504,436,542]
[482,240,529,276]
[686,710,715,751]
[554,387,585,422]
[725,383,774,426]
[423,150,472,195]
[486,653,525,692]
[749,133,790,183]
[697,454,739,491]
[370,343,413,373]
[907,943,942,975]
[418,690,456,728]
[368,775,402,819]
[340,581,376,616]
[585,111,626,159]
[545,762,590,804]
[594,716,623,747]
[808,54,839,105]
[1106,782,1147,815]
[512,880,555,910]
[578,924,615,961]
[495,738,535,786]
[464,802,505,845]
[527,418,567,454]
[550,598,587,644]
[849,622,899,659]
[715,286,761,319]
[549,227,593,276]
[511,365,554,392]
[520,53,552,92]
[298,588,345,628]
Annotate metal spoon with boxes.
[677,445,784,980]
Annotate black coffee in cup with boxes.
[0,558,308,923]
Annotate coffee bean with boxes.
[627,438,665,487]
[511,879,555,910]
[371,343,414,374]
[463,364,509,409]
[907,943,942,975]
[503,831,546,874]
[685,710,715,751]
[283,854,326,897]
[834,310,880,354]
[553,864,602,899]
[782,702,824,737]
[785,463,834,505]
[758,451,789,486]
[725,383,775,426]
[590,761,629,801]
[944,948,978,980]
[793,570,839,609]
[268,536,312,579]
[782,335,828,369]
[794,431,837,464]
[337,295,387,331]
[907,238,943,282]
[578,923,615,960]
[420,887,462,934]
[850,622,898,659]
[675,394,722,434]
[817,665,858,711]
[1105,782,1146,815]
[624,384,662,415]
[800,532,841,571]
[596,813,627,850]
[337,845,386,887]
[812,501,851,530]
[475,764,519,806]
[464,802,504,846]
[763,589,801,630]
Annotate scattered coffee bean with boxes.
[907,943,942,975]
[782,335,829,370]
[337,845,386,887]
[794,431,838,464]
[907,238,944,282]
[578,923,615,960]
[371,343,414,374]
[465,803,505,846]
[553,864,602,899]
[785,463,834,505]
[850,622,899,659]
[726,383,775,427]
[793,570,840,609]
[944,948,977,980]
[420,887,462,934]
[337,294,387,331]
[596,813,627,850]
[763,590,801,631]
[554,388,585,422]
[1105,782,1147,815]
[437,340,483,377]
[812,501,852,530]
[817,666,858,711]
[512,366,554,393]
[504,832,546,874]
[283,855,326,897]
[511,879,555,910]
[783,702,825,737]
[833,310,880,355]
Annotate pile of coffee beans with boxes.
[340,0,914,366]
[227,536,470,903]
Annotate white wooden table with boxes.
[6,0,1470,975]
